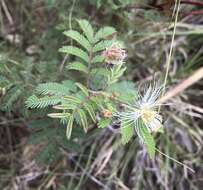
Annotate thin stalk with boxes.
[155,148,195,173]
[159,0,181,111]
[59,0,76,72]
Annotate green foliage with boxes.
[66,115,74,139]
[26,19,158,160]
[95,27,116,41]
[77,19,94,43]
[28,119,83,164]
[1,86,23,111]
[98,118,111,128]
[0,2,201,188]
[138,119,156,159]
[63,30,91,51]
[107,64,126,85]
[26,95,61,108]
[107,81,137,103]
[121,123,134,144]
[36,82,71,96]
[27,19,127,139]
[0,41,60,114]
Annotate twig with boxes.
[0,0,14,26]
[184,10,203,16]
[159,0,181,111]
[155,148,195,173]
[181,0,203,7]
[59,0,76,72]
[159,67,203,103]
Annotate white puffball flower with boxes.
[115,84,163,140]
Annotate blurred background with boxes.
[0,0,203,189]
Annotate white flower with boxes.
[115,84,163,140]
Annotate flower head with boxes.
[102,42,126,64]
[115,84,163,141]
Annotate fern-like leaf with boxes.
[26,95,61,108]
[66,115,74,139]
[36,83,70,96]
[59,46,89,63]
[63,30,91,51]
[2,87,22,111]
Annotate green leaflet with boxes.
[77,19,94,43]
[139,119,156,159]
[121,123,134,144]
[53,104,76,110]
[84,102,96,123]
[95,26,116,41]
[77,109,88,132]
[66,115,74,139]
[93,40,113,53]
[48,112,70,119]
[59,46,89,63]
[75,82,89,96]
[63,30,91,51]
[66,62,88,74]
[92,55,104,64]
[63,95,81,104]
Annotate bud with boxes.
[102,109,112,118]
[102,42,126,64]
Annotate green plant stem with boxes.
[87,46,93,88]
